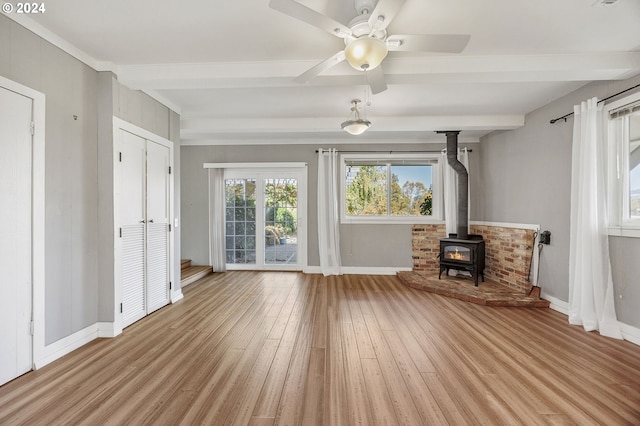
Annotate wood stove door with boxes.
[443,245,472,263]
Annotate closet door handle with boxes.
[140,220,146,223]
[148,219,154,223]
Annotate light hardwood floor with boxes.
[1,271,639,425]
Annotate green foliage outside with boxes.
[264,179,298,236]
[276,208,296,234]
[264,180,297,208]
[346,165,432,216]
[345,166,387,215]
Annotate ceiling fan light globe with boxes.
[344,37,388,71]
[341,119,371,135]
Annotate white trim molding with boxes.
[305,266,412,275]
[0,76,47,372]
[542,292,570,316]
[543,293,640,346]
[469,221,541,231]
[204,162,307,169]
[34,322,118,369]
[171,290,184,303]
[619,322,640,346]
[607,226,640,238]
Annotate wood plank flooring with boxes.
[1,271,640,425]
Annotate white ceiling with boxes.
[10,0,640,145]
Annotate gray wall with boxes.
[97,73,183,321]
[1,15,180,344]
[477,74,640,329]
[1,16,100,344]
[180,142,479,269]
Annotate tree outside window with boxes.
[345,162,433,218]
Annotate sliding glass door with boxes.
[224,167,306,271]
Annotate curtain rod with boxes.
[549,83,640,124]
[315,149,472,153]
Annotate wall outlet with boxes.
[540,230,551,245]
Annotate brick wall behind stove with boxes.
[411,224,535,293]
[411,224,446,274]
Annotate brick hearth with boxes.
[397,271,549,308]
[404,223,549,308]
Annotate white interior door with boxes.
[119,131,171,327]
[120,131,147,327]
[145,141,170,314]
[0,87,33,385]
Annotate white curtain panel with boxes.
[568,97,621,339]
[441,148,470,236]
[317,149,342,276]
[208,168,227,272]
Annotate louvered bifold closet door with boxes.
[145,141,171,313]
[120,131,147,327]
[121,225,146,326]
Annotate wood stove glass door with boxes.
[444,245,471,262]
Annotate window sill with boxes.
[341,217,445,225]
[607,226,640,238]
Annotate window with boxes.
[606,91,640,236]
[341,154,441,223]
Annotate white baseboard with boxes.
[619,322,640,346]
[304,266,412,275]
[34,322,115,369]
[97,322,120,338]
[342,266,412,275]
[171,289,184,303]
[542,293,640,346]
[542,293,569,315]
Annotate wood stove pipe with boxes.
[439,131,468,239]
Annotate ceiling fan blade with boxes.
[366,66,387,94]
[368,0,406,31]
[387,34,471,53]
[294,51,346,84]
[269,0,352,38]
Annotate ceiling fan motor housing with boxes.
[354,0,378,16]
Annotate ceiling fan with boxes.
[269,0,471,94]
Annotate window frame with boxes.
[340,153,443,224]
[605,90,640,238]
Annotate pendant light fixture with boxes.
[341,99,371,135]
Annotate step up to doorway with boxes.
[180,259,213,287]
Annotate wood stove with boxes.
[439,235,485,286]
[436,131,485,286]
